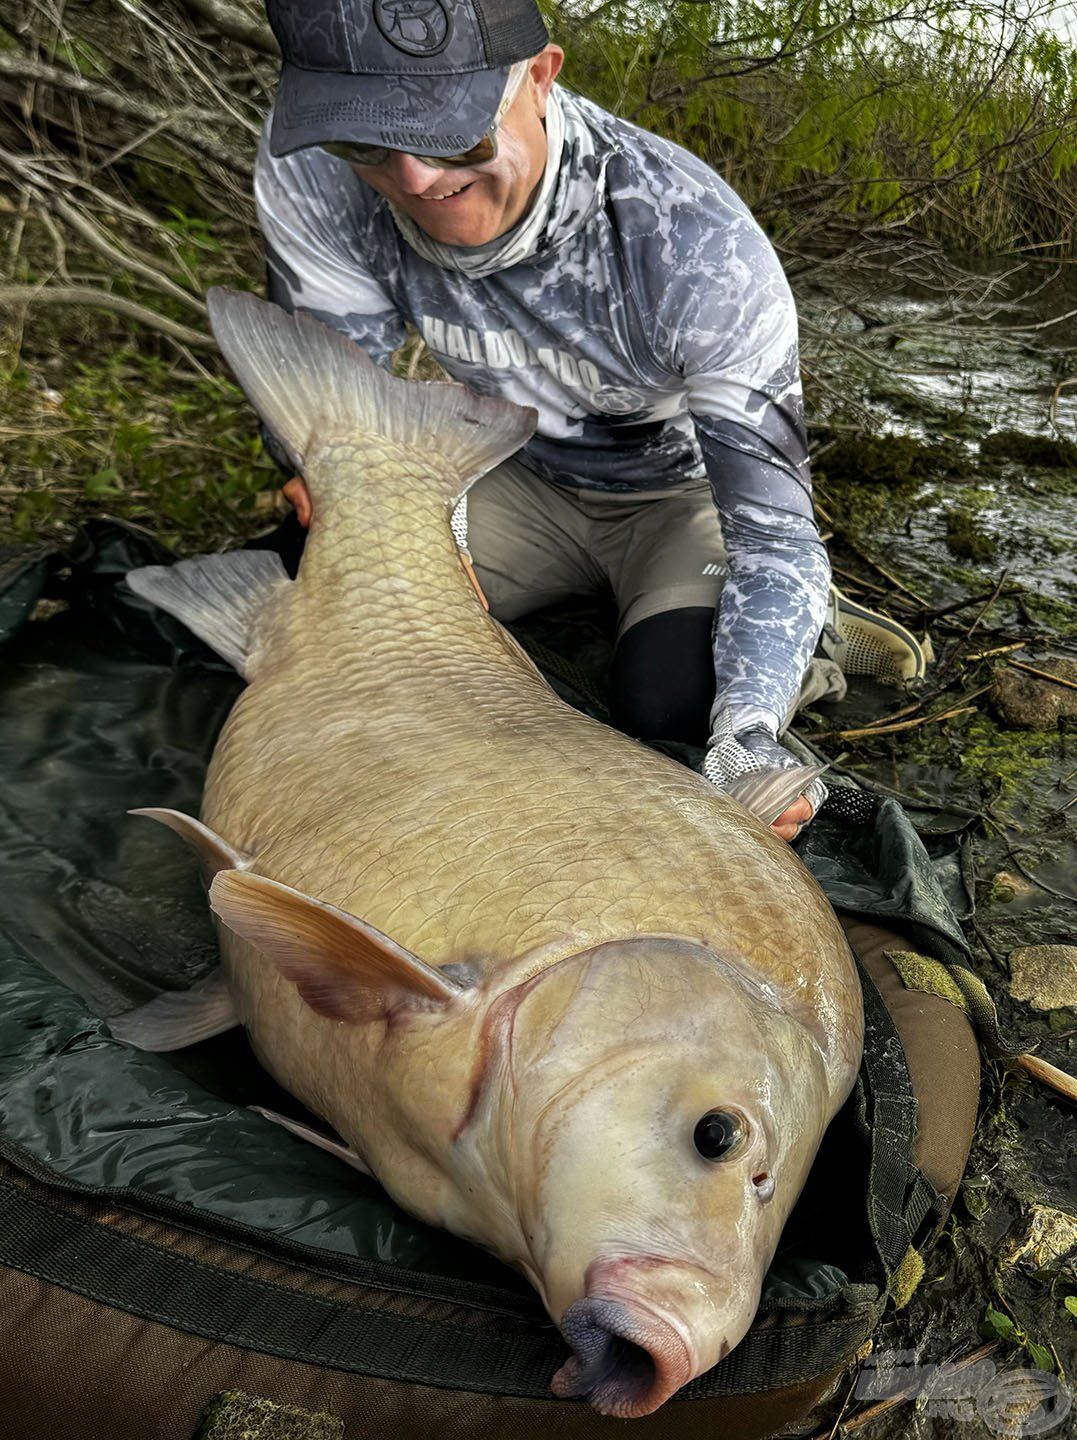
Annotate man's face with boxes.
[345,46,564,248]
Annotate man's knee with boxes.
[245,510,307,579]
[609,608,715,745]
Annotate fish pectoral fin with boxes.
[725,764,829,827]
[107,967,238,1051]
[209,869,462,1023]
[130,807,252,876]
[126,549,289,678]
[249,1106,372,1176]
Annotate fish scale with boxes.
[119,290,863,1420]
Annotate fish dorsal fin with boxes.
[725,764,829,826]
[209,869,462,1022]
[126,550,289,677]
[205,287,537,500]
[129,807,252,875]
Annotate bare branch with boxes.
[0,283,213,346]
[178,0,279,55]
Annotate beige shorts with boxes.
[457,458,727,638]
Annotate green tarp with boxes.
[0,519,970,1305]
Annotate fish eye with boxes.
[693,1109,745,1161]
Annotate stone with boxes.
[1001,1204,1077,1275]
[1008,945,1077,1011]
[987,870,1038,904]
[990,657,1077,730]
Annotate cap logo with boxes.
[373,0,451,57]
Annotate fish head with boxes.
[463,936,844,1418]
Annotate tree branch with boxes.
[0,284,213,346]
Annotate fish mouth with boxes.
[551,1295,696,1418]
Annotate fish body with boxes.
[123,291,863,1417]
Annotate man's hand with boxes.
[770,793,813,842]
[283,475,312,528]
[702,720,827,841]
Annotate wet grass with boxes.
[1,339,281,553]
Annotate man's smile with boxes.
[423,180,477,203]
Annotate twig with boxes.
[812,686,990,741]
[178,0,280,55]
[0,51,217,123]
[0,51,252,173]
[839,536,929,606]
[925,583,1021,622]
[1005,660,1077,694]
[1012,1053,1077,1104]
[1048,377,1077,438]
[964,642,1026,662]
[807,1342,999,1438]
[968,916,1007,971]
[829,562,893,598]
[1005,850,1077,905]
[0,285,213,347]
[935,570,1008,679]
[41,192,206,314]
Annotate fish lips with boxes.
[552,1292,699,1418]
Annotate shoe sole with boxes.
[826,593,927,682]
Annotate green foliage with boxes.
[545,0,1077,254]
[981,1304,1056,1369]
[982,1302,1018,1339]
[0,340,280,554]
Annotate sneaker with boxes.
[819,584,928,683]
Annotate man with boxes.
[254,0,925,840]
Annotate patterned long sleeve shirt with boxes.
[254,84,830,737]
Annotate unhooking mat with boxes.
[0,520,982,1438]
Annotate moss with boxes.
[816,432,974,487]
[945,506,998,563]
[956,713,1055,798]
[935,559,988,589]
[981,430,1077,469]
[1022,591,1077,637]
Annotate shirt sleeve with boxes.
[254,121,407,369]
[670,213,830,738]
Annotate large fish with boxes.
[116,289,863,1419]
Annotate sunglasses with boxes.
[321,61,528,171]
[322,133,498,170]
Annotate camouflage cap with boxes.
[266,0,550,158]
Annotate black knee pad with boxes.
[244,511,307,579]
[609,608,715,745]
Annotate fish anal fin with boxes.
[130,807,252,878]
[249,1106,371,1176]
[209,869,461,1023]
[108,967,238,1052]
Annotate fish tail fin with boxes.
[206,287,537,501]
